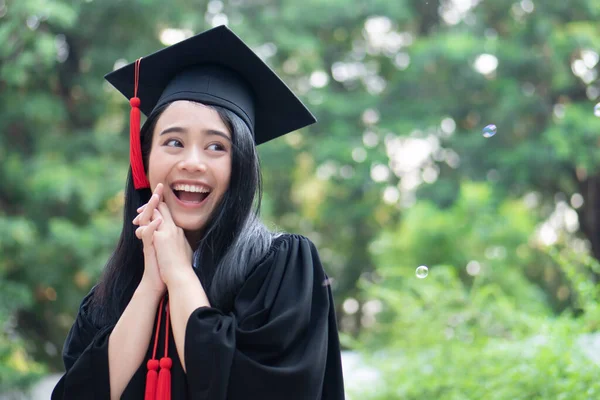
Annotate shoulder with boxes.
[256,233,319,266]
[78,286,97,316]
[61,286,103,367]
[75,285,106,331]
[235,233,329,322]
[246,233,324,283]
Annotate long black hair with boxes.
[90,101,276,326]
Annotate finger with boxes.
[139,193,160,225]
[156,202,174,229]
[157,202,172,220]
[140,183,166,223]
[150,209,162,222]
[135,215,162,240]
[155,183,164,202]
[134,199,163,225]
[142,215,162,243]
[136,183,164,215]
[135,225,144,239]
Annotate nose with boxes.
[177,148,207,173]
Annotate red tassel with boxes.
[155,300,172,399]
[156,357,172,400]
[145,297,164,399]
[130,58,149,190]
[144,359,159,400]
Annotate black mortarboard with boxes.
[104,25,316,189]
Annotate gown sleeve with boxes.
[51,288,113,400]
[184,234,345,400]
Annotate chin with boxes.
[173,217,206,232]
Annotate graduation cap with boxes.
[104,25,316,189]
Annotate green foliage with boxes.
[371,182,551,314]
[350,182,600,399]
[357,311,600,399]
[0,218,44,391]
[549,247,600,330]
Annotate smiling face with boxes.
[147,100,232,237]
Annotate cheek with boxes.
[220,158,232,190]
[146,151,165,185]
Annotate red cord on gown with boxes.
[144,296,172,400]
[156,301,172,400]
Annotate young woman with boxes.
[51,25,345,400]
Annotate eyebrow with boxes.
[159,126,231,142]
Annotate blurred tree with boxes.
[2,0,600,393]
[0,0,218,373]
[371,182,553,315]
[372,0,600,267]
[351,181,600,399]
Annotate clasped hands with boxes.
[132,183,194,295]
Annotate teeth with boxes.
[172,183,210,193]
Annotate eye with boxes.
[207,143,226,151]
[164,138,183,148]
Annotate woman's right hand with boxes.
[133,183,166,296]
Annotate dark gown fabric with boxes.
[51,234,346,399]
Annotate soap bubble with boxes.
[594,103,600,117]
[416,265,429,279]
[482,124,497,138]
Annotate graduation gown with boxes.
[51,234,346,399]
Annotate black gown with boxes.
[51,234,346,399]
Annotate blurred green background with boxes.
[2,0,600,398]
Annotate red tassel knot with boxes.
[130,97,141,108]
[159,358,172,370]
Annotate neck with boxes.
[185,230,202,248]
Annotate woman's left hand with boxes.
[151,202,195,288]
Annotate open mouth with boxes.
[171,184,211,204]
[174,191,209,203]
